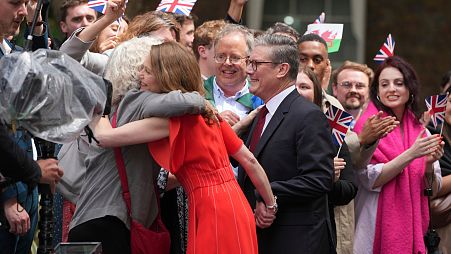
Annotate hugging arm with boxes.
[95,116,169,147]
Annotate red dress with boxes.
[149,115,258,254]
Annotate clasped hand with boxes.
[254,201,276,229]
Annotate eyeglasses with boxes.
[214,54,248,64]
[246,59,279,71]
[338,81,367,91]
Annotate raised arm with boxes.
[226,0,247,24]
[24,0,48,50]
[76,0,124,43]
[59,0,124,74]
[95,116,169,147]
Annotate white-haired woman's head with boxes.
[104,36,163,106]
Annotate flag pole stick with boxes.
[115,21,121,37]
[440,92,450,137]
[336,144,343,158]
[337,126,351,157]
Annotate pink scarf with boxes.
[354,101,429,254]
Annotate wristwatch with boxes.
[266,196,278,213]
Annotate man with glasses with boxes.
[239,33,336,254]
[331,61,374,127]
[204,24,256,127]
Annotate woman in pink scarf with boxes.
[353,56,443,254]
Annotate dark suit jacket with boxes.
[238,89,336,254]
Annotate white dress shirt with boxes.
[213,77,250,119]
[262,85,296,133]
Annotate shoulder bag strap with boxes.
[111,112,163,221]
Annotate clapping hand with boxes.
[358,111,399,146]
[407,130,442,162]
[425,140,444,165]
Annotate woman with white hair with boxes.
[60,36,206,254]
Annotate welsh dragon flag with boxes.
[306,23,344,53]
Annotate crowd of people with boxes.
[1,0,450,253]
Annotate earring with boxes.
[377,95,380,101]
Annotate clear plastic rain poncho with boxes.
[0,49,107,143]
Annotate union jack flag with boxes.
[313,12,325,24]
[156,0,197,16]
[325,105,353,147]
[425,94,448,128]
[88,0,108,14]
[374,34,395,64]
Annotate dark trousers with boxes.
[68,216,130,254]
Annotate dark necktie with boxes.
[249,106,268,152]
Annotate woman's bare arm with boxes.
[94,116,169,147]
[231,145,275,206]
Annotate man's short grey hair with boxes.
[104,36,163,106]
[213,24,254,55]
[255,34,299,80]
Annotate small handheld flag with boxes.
[88,0,108,14]
[373,34,395,64]
[306,23,343,53]
[425,94,448,129]
[325,105,353,148]
[156,0,197,16]
[313,12,325,24]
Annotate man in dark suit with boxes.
[238,33,336,253]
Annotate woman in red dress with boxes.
[96,41,276,254]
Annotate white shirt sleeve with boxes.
[356,163,384,192]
